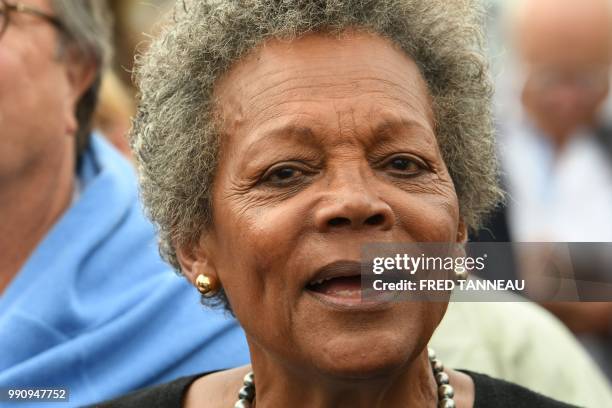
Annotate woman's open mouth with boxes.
[304,260,395,308]
[307,275,362,300]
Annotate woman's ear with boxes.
[175,239,218,288]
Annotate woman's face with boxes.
[181,32,464,379]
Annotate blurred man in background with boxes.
[493,0,612,378]
[502,0,612,241]
[0,1,249,404]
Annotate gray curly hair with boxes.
[131,0,502,308]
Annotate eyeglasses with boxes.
[0,0,64,41]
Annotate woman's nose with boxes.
[314,181,396,232]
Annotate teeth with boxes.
[310,276,349,286]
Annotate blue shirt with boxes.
[0,135,250,407]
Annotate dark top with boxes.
[91,370,579,407]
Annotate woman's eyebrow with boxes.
[362,117,436,150]
[243,124,321,155]
[370,118,434,138]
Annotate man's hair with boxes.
[51,0,113,160]
[131,0,503,309]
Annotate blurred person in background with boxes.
[486,0,612,378]
[0,0,249,405]
[503,0,612,241]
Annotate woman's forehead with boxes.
[213,31,434,146]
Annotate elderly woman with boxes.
[101,1,576,407]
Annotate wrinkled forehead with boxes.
[212,31,434,143]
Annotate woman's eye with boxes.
[272,167,299,180]
[262,166,305,185]
[384,156,426,176]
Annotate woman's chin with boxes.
[305,333,418,381]
[283,296,437,380]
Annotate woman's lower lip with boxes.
[304,288,398,311]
